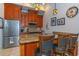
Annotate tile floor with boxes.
[0,46,79,56]
[0,47,19,56]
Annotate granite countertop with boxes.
[20,34,39,44]
[20,33,54,44]
[20,37,39,44]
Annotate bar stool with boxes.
[39,35,54,56]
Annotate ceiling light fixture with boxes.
[53,3,58,15]
[32,3,46,11]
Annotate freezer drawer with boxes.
[3,36,19,49]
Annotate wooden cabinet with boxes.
[4,3,14,19]
[4,3,21,20]
[20,44,26,56]
[21,13,28,28]
[20,42,39,56]
[4,3,43,28]
[28,10,43,28]
[25,42,38,56]
[37,15,43,28]
[28,10,37,22]
[13,5,21,20]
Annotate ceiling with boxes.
[16,3,34,8]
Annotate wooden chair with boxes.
[64,35,71,56]
[55,35,66,56]
[64,34,78,56]
[53,32,78,56]
[70,34,78,56]
[39,35,54,56]
[53,32,71,56]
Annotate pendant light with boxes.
[32,3,45,11]
[53,3,58,15]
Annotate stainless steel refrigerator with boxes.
[3,20,20,49]
[0,17,3,49]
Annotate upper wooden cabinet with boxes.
[4,3,13,19]
[4,3,21,20]
[4,3,44,28]
[13,5,21,20]
[28,10,38,22]
[36,15,43,28]
[28,10,43,28]
[21,13,28,28]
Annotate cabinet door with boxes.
[33,11,38,22]
[4,3,21,20]
[25,42,38,56]
[24,13,29,27]
[28,10,33,22]
[13,4,21,20]
[4,3,14,20]
[28,13,33,22]
[37,15,43,28]
[21,14,25,28]
[20,44,26,56]
[21,13,28,28]
[28,10,37,22]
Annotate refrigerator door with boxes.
[7,20,20,36]
[3,20,20,36]
[3,36,19,48]
[3,20,9,37]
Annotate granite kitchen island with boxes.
[19,33,40,56]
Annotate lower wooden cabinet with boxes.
[20,44,26,56]
[20,42,39,56]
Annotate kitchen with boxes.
[0,3,44,56]
[0,3,79,56]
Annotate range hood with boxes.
[27,22,41,33]
[28,22,37,24]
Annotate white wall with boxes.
[0,3,4,49]
[16,3,33,8]
[0,3,4,18]
[43,3,79,34]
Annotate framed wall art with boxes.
[57,18,65,25]
[51,17,56,26]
